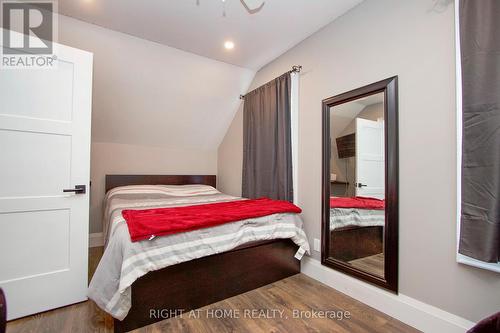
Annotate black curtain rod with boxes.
[239,65,302,100]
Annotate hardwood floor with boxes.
[7,247,418,333]
[7,247,114,333]
[349,253,385,277]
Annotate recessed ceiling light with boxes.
[224,41,235,50]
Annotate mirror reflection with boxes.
[328,92,385,278]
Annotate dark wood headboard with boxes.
[105,175,216,193]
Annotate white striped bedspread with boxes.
[88,185,310,320]
[330,208,385,230]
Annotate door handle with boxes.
[63,185,86,194]
[356,183,367,188]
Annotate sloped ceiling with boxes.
[59,15,254,150]
[330,102,365,138]
[330,93,384,137]
[58,0,364,70]
[56,1,363,151]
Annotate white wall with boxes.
[56,15,254,233]
[90,142,216,234]
[217,103,245,197]
[217,0,500,322]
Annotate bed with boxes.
[89,175,309,332]
[329,197,385,262]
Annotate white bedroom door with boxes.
[0,40,93,319]
[355,118,385,199]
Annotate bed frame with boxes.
[104,175,300,333]
[329,226,383,262]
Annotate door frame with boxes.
[321,76,399,293]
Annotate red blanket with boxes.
[122,198,302,242]
[330,196,385,210]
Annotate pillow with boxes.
[106,184,220,198]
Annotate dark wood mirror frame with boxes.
[321,76,399,293]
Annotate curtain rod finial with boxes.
[239,66,301,99]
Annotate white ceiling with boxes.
[58,0,364,70]
[356,93,384,106]
[330,102,365,138]
[330,92,384,136]
[58,15,254,151]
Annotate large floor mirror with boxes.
[321,77,398,292]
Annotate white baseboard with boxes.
[301,257,475,333]
[89,232,104,248]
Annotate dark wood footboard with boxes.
[330,226,383,262]
[114,239,300,333]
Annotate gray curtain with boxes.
[459,0,500,263]
[242,73,293,202]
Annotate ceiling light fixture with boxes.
[195,0,265,17]
[239,0,265,14]
[224,40,235,50]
